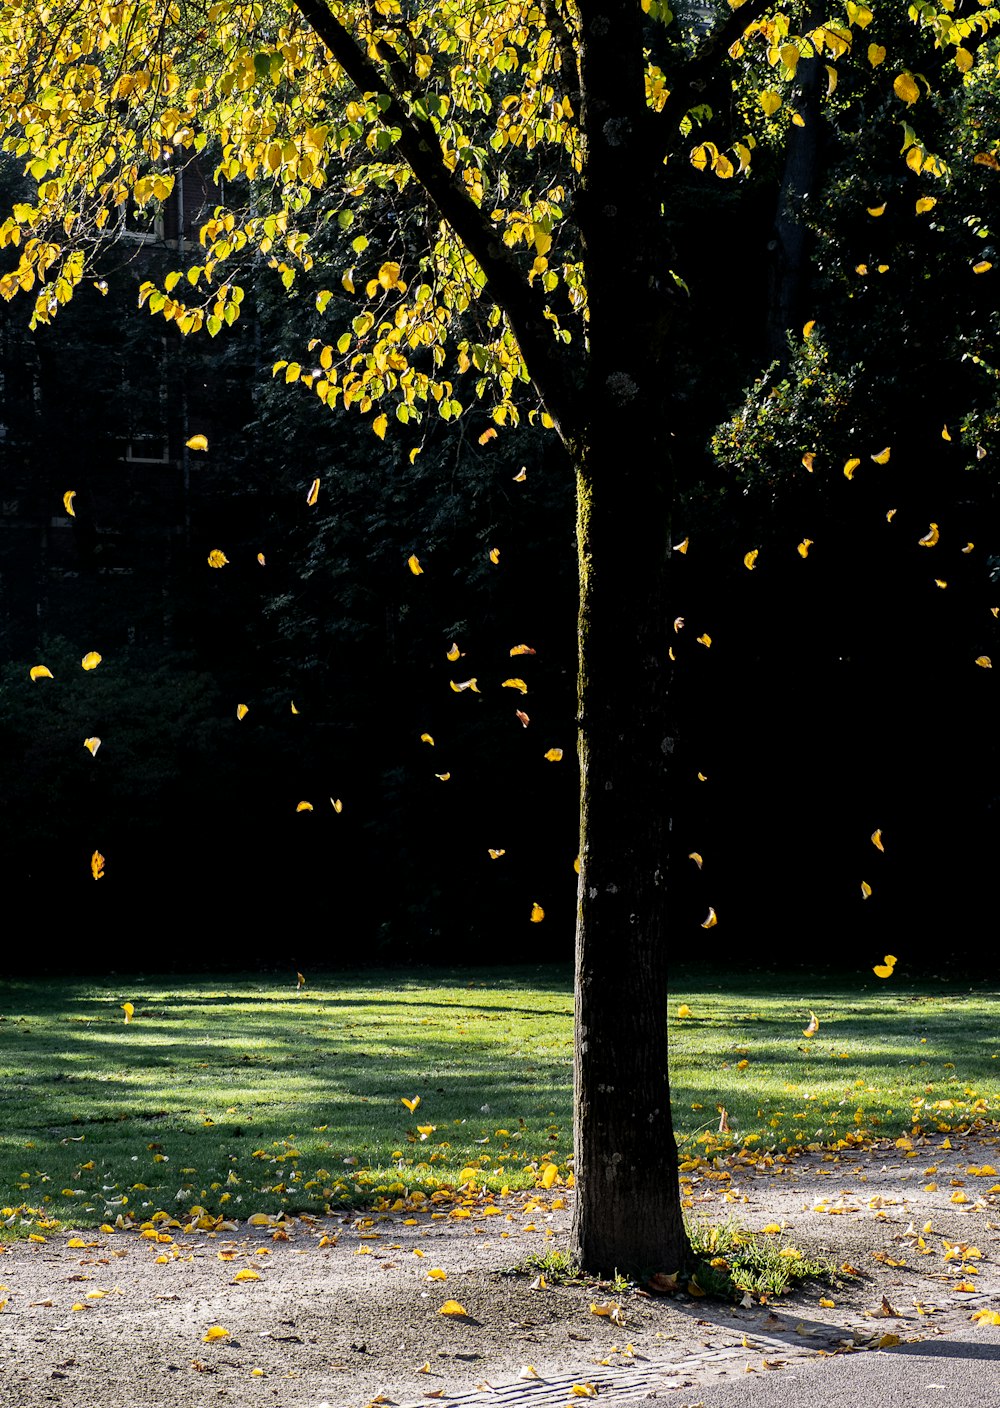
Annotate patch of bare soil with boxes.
[1,1129,998,1408]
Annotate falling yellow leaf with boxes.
[502,677,528,693]
[401,1096,421,1113]
[236,704,249,721]
[451,678,480,692]
[843,457,861,480]
[975,656,992,669]
[674,537,689,554]
[296,972,306,989]
[962,542,974,554]
[331,798,343,812]
[873,954,897,978]
[677,1004,693,1018]
[122,1002,134,1024]
[871,447,891,465]
[916,197,937,214]
[81,651,102,671]
[872,828,884,852]
[935,579,947,590]
[688,852,703,870]
[207,549,228,568]
[63,490,77,516]
[489,547,500,564]
[435,772,451,781]
[701,907,718,929]
[530,902,545,923]
[973,261,993,275]
[696,633,711,648]
[420,733,434,745]
[697,771,707,782]
[91,849,105,881]
[257,552,266,566]
[886,508,897,522]
[233,1268,260,1282]
[867,203,886,217]
[407,554,423,575]
[797,539,813,558]
[510,643,536,656]
[202,1326,230,1342]
[744,549,759,571]
[803,1010,819,1037]
[543,748,563,762]
[478,427,497,446]
[30,664,53,681]
[290,700,300,714]
[513,466,527,482]
[446,643,461,661]
[306,478,320,506]
[437,1300,468,1317]
[918,523,940,547]
[488,848,506,859]
[296,801,313,812]
[861,881,872,899]
[801,452,815,472]
[893,72,919,105]
[84,737,101,757]
[186,434,209,451]
[803,319,816,338]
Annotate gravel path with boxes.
[1,1128,998,1407]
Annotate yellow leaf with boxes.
[203,1326,230,1342]
[873,953,896,978]
[331,798,343,813]
[233,1268,260,1282]
[797,538,813,558]
[861,881,872,899]
[530,902,545,923]
[81,651,102,671]
[401,1096,421,1113]
[971,1309,1000,1326]
[435,772,451,781]
[674,537,689,554]
[803,1010,819,1037]
[744,549,759,571]
[975,656,992,669]
[502,677,528,693]
[291,700,300,714]
[63,490,77,516]
[893,72,919,106]
[590,1301,625,1325]
[518,1365,541,1379]
[373,413,388,439]
[954,46,973,73]
[877,1333,901,1348]
[450,678,479,692]
[29,664,53,681]
[122,1002,134,1024]
[257,552,266,565]
[887,508,897,522]
[760,91,782,116]
[437,1300,468,1316]
[407,554,423,575]
[697,771,707,782]
[871,447,891,464]
[935,579,947,590]
[91,849,105,881]
[296,972,306,988]
[867,203,886,217]
[539,1163,559,1190]
[962,542,974,554]
[801,452,815,471]
[420,733,434,745]
[478,427,497,445]
[871,828,884,852]
[207,549,228,568]
[186,434,209,451]
[510,643,536,657]
[918,523,940,547]
[696,633,711,648]
[688,852,703,870]
[445,642,462,662]
[868,42,886,65]
[489,547,500,564]
[306,478,320,506]
[677,1004,693,1018]
[972,261,992,275]
[296,801,313,812]
[236,704,248,721]
[701,907,718,929]
[488,848,506,859]
[844,458,861,479]
[570,1386,598,1399]
[84,737,101,756]
[513,466,527,482]
[543,748,563,762]
[916,197,936,214]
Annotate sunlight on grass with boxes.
[0,967,996,1235]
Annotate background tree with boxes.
[0,0,997,1274]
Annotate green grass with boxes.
[689,1220,836,1299]
[0,966,997,1236]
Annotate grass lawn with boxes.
[0,965,997,1235]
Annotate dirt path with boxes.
[1,1129,998,1407]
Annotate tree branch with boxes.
[654,0,776,147]
[290,0,581,440]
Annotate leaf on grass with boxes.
[677,1004,692,1018]
[30,664,53,681]
[401,1096,421,1113]
[122,1002,134,1024]
[84,737,101,756]
[478,427,497,446]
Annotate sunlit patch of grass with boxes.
[689,1220,836,1299]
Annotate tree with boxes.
[0,0,996,1275]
